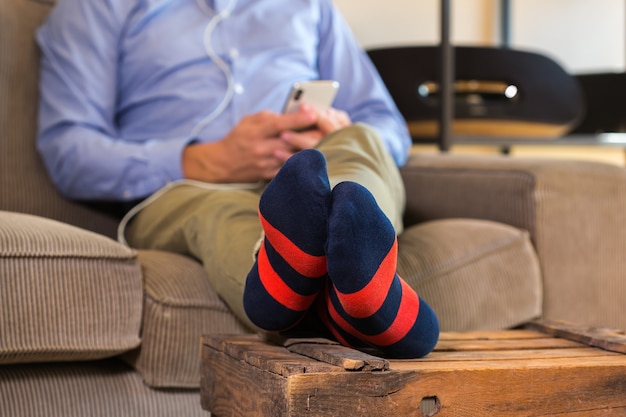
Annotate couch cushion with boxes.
[0,211,143,363]
[398,218,542,332]
[123,250,250,389]
[1,359,205,417]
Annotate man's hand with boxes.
[182,105,351,183]
[280,106,351,152]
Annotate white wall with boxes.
[512,0,625,73]
[333,0,496,48]
[334,0,625,74]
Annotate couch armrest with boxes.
[400,153,626,330]
[0,211,143,364]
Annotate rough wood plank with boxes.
[286,342,389,372]
[536,410,626,417]
[390,353,626,371]
[418,346,615,362]
[201,338,291,417]
[264,333,390,371]
[202,333,259,351]
[437,329,546,341]
[435,336,582,352]
[203,335,340,377]
[528,319,626,354]
[286,358,626,416]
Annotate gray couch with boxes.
[2,0,625,416]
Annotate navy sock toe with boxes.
[323,181,440,358]
[243,149,331,331]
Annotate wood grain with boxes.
[201,322,626,416]
[527,319,626,354]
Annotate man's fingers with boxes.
[251,108,318,136]
[280,130,324,151]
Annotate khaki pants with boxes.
[125,124,405,328]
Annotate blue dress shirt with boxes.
[36,0,411,201]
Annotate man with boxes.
[36,0,438,358]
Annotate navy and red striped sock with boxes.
[243,149,331,331]
[320,181,440,358]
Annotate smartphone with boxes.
[282,80,340,114]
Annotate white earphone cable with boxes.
[190,0,238,138]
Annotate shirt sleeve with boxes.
[316,0,412,167]
[36,0,191,202]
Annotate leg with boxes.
[318,125,439,358]
[243,150,331,331]
[242,128,438,357]
[317,123,406,234]
[124,183,264,329]
[243,125,406,331]
[321,181,440,358]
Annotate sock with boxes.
[320,181,440,358]
[243,149,331,331]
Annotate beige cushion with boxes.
[0,211,143,363]
[1,359,205,417]
[398,218,542,331]
[402,153,626,331]
[123,250,250,388]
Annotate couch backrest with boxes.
[0,0,118,238]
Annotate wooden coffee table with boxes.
[200,320,626,416]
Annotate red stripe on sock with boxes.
[327,277,420,347]
[316,292,354,348]
[257,243,319,311]
[334,239,398,318]
[260,211,327,277]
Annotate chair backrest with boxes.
[367,46,585,142]
[571,72,626,134]
[0,0,118,237]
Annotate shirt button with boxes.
[123,190,131,198]
[233,83,244,94]
[229,48,240,59]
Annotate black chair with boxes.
[570,72,626,134]
[367,46,585,144]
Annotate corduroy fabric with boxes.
[0,211,143,363]
[0,0,118,239]
[398,218,542,332]
[0,359,205,417]
[123,250,250,388]
[402,153,626,331]
[402,160,537,243]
